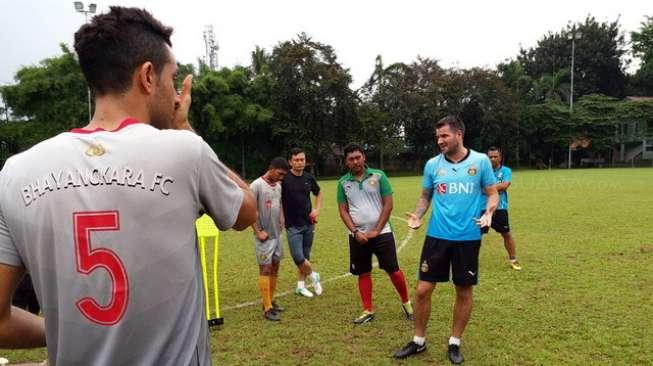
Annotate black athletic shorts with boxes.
[349,232,399,275]
[480,209,510,234]
[418,236,481,286]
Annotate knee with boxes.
[455,286,473,301]
[414,286,432,301]
[260,265,273,276]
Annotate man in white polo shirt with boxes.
[337,143,412,325]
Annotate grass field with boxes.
[2,168,652,365]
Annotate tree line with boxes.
[2,16,653,177]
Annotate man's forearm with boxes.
[485,193,499,215]
[227,169,251,192]
[338,204,357,232]
[374,197,393,232]
[0,306,46,349]
[313,192,323,211]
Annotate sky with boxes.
[1,0,652,89]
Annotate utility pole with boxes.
[203,25,219,70]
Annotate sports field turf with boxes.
[2,168,652,365]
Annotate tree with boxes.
[630,16,653,95]
[189,66,275,178]
[268,33,358,175]
[518,16,627,99]
[1,44,88,129]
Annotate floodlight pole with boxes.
[568,29,581,169]
[74,2,96,121]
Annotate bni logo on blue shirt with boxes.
[436,182,475,194]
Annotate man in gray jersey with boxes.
[0,7,256,365]
[250,157,289,321]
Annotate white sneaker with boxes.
[295,287,314,298]
[312,272,323,295]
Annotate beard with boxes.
[148,97,174,130]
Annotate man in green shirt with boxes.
[337,143,413,324]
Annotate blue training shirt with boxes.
[422,149,496,241]
[494,166,511,210]
[480,165,512,211]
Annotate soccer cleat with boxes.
[272,301,285,312]
[448,344,464,364]
[295,287,314,298]
[312,272,323,296]
[352,310,375,325]
[393,341,426,359]
[264,309,280,321]
[509,260,522,271]
[402,301,414,321]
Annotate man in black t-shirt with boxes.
[281,148,323,297]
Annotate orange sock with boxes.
[270,275,278,299]
[259,275,272,311]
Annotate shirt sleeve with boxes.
[336,180,347,204]
[379,172,393,197]
[421,160,434,189]
[310,174,321,196]
[503,167,512,183]
[197,142,245,231]
[0,170,22,267]
[480,156,497,189]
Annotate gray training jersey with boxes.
[250,176,282,240]
[0,120,244,366]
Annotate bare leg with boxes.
[413,280,436,337]
[451,285,473,338]
[501,232,517,259]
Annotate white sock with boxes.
[413,336,425,346]
[310,272,319,282]
[449,336,461,346]
[297,281,305,289]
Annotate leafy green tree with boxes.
[1,44,88,129]
[630,16,653,95]
[189,67,274,177]
[268,33,358,175]
[518,16,627,99]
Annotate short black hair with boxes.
[343,143,364,158]
[288,147,305,160]
[435,115,465,135]
[488,146,502,154]
[269,157,289,170]
[74,6,174,95]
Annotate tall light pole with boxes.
[567,28,582,169]
[74,2,97,121]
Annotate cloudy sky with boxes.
[1,0,652,88]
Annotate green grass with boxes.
[2,168,652,365]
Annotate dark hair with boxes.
[435,115,465,135]
[269,157,289,170]
[343,143,364,158]
[288,147,305,160]
[488,146,502,154]
[74,6,174,95]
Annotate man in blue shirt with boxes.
[394,116,498,364]
[482,147,522,270]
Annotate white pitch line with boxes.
[221,216,416,311]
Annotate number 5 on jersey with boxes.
[73,211,128,325]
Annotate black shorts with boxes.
[480,209,510,234]
[418,236,481,286]
[349,232,400,275]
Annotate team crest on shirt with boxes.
[420,260,429,272]
[85,143,105,157]
[369,177,377,186]
[437,168,447,177]
[467,165,477,176]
